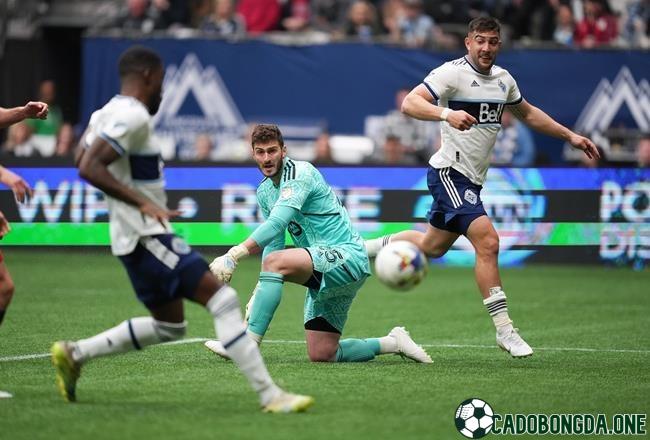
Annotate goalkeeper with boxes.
[207,124,432,363]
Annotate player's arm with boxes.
[508,99,600,159]
[210,205,298,282]
[0,210,10,238]
[0,165,32,203]
[78,138,178,224]
[402,84,477,131]
[0,102,48,129]
[74,128,91,167]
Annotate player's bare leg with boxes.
[466,216,532,358]
[0,259,16,327]
[466,216,501,299]
[0,258,15,398]
[365,224,459,258]
[305,330,341,362]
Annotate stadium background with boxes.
[1,31,648,269]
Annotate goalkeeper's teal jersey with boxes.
[257,157,367,262]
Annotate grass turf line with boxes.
[0,249,648,440]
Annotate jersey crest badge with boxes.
[498,79,506,93]
[464,189,478,205]
[171,237,191,255]
[280,187,293,200]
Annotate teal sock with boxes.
[247,272,284,338]
[335,338,381,362]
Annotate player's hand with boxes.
[22,101,48,120]
[139,200,180,228]
[569,133,600,160]
[209,254,237,283]
[447,110,477,131]
[2,169,33,203]
[0,211,10,238]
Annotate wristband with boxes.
[228,244,250,262]
[440,108,451,121]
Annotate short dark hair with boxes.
[118,46,163,79]
[251,124,284,148]
[468,16,501,35]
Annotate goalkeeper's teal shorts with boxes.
[302,243,370,333]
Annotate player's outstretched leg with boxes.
[51,341,81,402]
[468,217,533,358]
[366,226,458,260]
[51,317,187,402]
[205,284,313,413]
[204,272,282,360]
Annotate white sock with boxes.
[483,287,514,333]
[72,317,187,363]
[246,329,263,345]
[207,285,281,406]
[365,235,392,257]
[377,335,398,354]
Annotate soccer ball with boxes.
[454,398,494,439]
[374,240,427,291]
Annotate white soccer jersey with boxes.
[84,95,169,256]
[423,56,522,185]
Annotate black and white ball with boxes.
[455,398,494,439]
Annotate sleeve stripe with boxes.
[506,96,523,106]
[99,132,126,155]
[423,82,439,101]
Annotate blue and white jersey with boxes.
[423,57,522,185]
[84,95,169,256]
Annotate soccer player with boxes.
[49,46,313,413]
[206,124,432,364]
[0,168,34,328]
[365,17,599,358]
[0,101,46,398]
[0,101,48,327]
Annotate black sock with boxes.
[0,309,5,326]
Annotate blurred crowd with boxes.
[91,0,650,49]
[2,79,647,168]
[1,0,648,167]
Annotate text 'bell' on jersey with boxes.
[84,95,169,256]
[256,158,368,260]
[423,56,522,185]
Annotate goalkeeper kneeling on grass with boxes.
[206,124,432,364]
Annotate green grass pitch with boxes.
[1,249,648,439]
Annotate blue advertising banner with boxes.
[81,38,649,163]
[2,166,648,267]
[10,166,650,190]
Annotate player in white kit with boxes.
[49,46,313,413]
[366,17,599,357]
